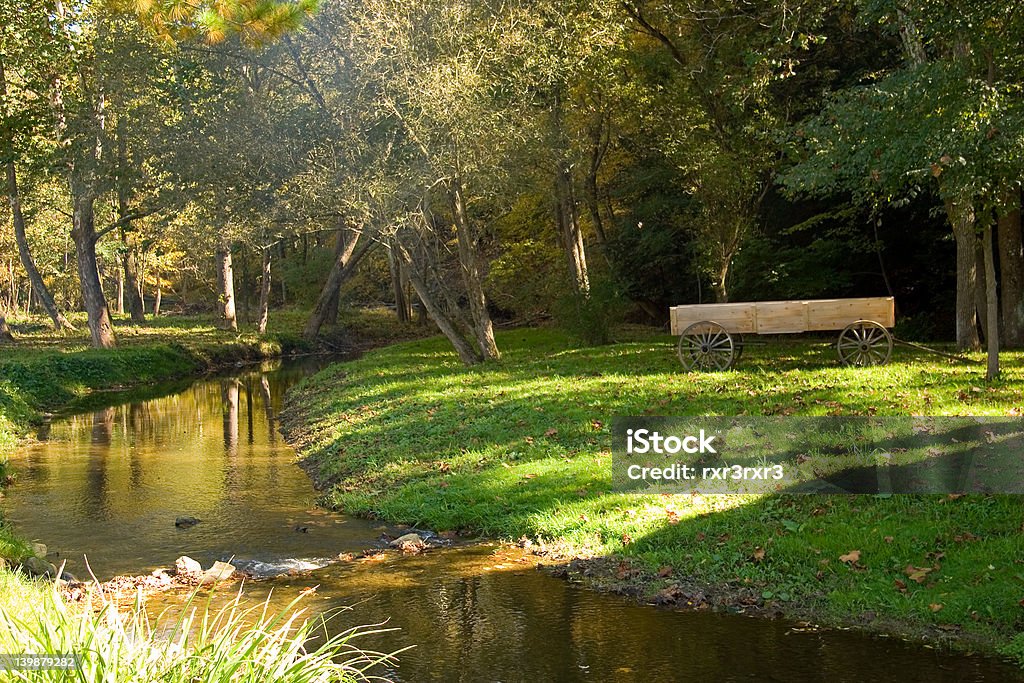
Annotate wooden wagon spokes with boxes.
[836,320,893,367]
[677,321,735,371]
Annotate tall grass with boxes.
[0,572,400,682]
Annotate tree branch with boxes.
[93,209,157,243]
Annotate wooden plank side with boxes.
[754,301,809,334]
[806,297,895,331]
[670,303,756,335]
[670,297,895,335]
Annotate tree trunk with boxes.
[1,60,73,332]
[712,255,730,304]
[216,243,238,331]
[449,175,500,360]
[0,314,13,343]
[257,247,272,335]
[115,260,124,315]
[6,161,73,331]
[584,118,609,246]
[997,187,1024,347]
[323,228,347,327]
[975,239,988,336]
[121,232,146,324]
[153,259,162,317]
[554,161,590,296]
[388,246,412,322]
[303,227,375,339]
[396,241,480,365]
[71,189,116,348]
[946,197,981,350]
[982,222,1000,380]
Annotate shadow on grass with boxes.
[283,327,1024,649]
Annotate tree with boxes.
[619,0,826,302]
[782,1,1024,359]
[0,0,76,331]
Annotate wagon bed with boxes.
[670,297,895,370]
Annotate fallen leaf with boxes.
[894,578,907,593]
[752,547,766,562]
[929,603,944,612]
[544,428,558,438]
[884,536,894,544]
[839,550,861,564]
[905,565,933,583]
[657,565,674,578]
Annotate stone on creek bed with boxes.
[389,533,427,553]
[175,555,203,576]
[23,556,58,578]
[175,516,201,528]
[199,561,236,585]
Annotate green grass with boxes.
[0,571,397,682]
[284,327,1024,654]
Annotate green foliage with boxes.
[122,0,319,45]
[486,240,563,321]
[554,279,629,346]
[999,632,1024,667]
[0,574,394,682]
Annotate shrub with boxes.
[554,278,630,346]
[0,575,399,683]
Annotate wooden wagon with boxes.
[670,297,896,370]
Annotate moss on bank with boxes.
[283,327,1024,658]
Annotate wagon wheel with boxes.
[836,320,893,367]
[677,321,736,371]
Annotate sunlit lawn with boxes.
[285,327,1024,653]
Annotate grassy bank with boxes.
[284,327,1024,659]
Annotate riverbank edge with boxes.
[278,330,1024,668]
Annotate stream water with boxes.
[4,360,1021,682]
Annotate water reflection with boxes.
[5,360,381,578]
